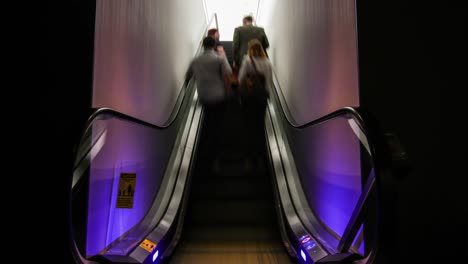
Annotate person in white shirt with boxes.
[237,39,272,167]
[238,39,273,97]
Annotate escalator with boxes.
[69,75,296,263]
[164,40,294,263]
[164,93,294,263]
[69,77,396,264]
[69,23,401,264]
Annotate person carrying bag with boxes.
[237,39,272,165]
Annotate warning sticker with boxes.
[116,173,136,208]
[139,239,157,253]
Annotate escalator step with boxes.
[183,225,281,242]
[190,178,270,200]
[187,199,276,226]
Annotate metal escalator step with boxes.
[190,177,270,200]
[183,225,281,242]
[187,199,276,226]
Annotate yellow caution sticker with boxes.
[139,239,157,253]
[116,173,136,208]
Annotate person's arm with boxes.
[221,56,237,91]
[233,27,240,67]
[266,61,273,96]
[262,28,270,51]
[221,56,233,77]
[216,45,226,57]
[237,56,250,83]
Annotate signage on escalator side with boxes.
[116,173,136,208]
[139,239,157,253]
[300,234,317,250]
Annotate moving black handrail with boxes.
[72,10,220,174]
[269,71,395,261]
[74,11,220,141]
[71,79,192,174]
[69,13,219,263]
[68,79,197,261]
[71,11,219,208]
[74,63,190,137]
[271,70,362,129]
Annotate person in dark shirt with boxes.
[233,15,269,70]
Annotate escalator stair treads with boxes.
[187,199,276,224]
[182,225,281,242]
[190,178,270,199]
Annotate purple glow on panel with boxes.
[86,118,172,256]
[312,169,361,236]
[291,117,362,238]
[352,224,365,255]
[359,241,365,255]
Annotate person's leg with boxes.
[196,104,213,168]
[205,101,226,172]
[203,103,218,146]
[212,101,227,152]
[251,101,268,167]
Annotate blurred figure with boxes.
[207,28,225,56]
[237,39,272,169]
[238,39,273,96]
[185,36,232,105]
[233,15,269,70]
[207,28,237,98]
[185,36,233,168]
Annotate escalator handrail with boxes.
[69,57,196,263]
[69,12,219,263]
[85,106,173,129]
[76,11,220,139]
[269,69,394,257]
[271,70,364,129]
[72,11,220,170]
[71,79,193,173]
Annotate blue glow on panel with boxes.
[359,241,365,255]
[301,249,306,261]
[352,224,365,255]
[153,250,159,262]
[300,234,316,251]
[86,118,169,256]
[290,119,363,244]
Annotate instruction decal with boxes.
[139,239,157,253]
[116,173,136,208]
